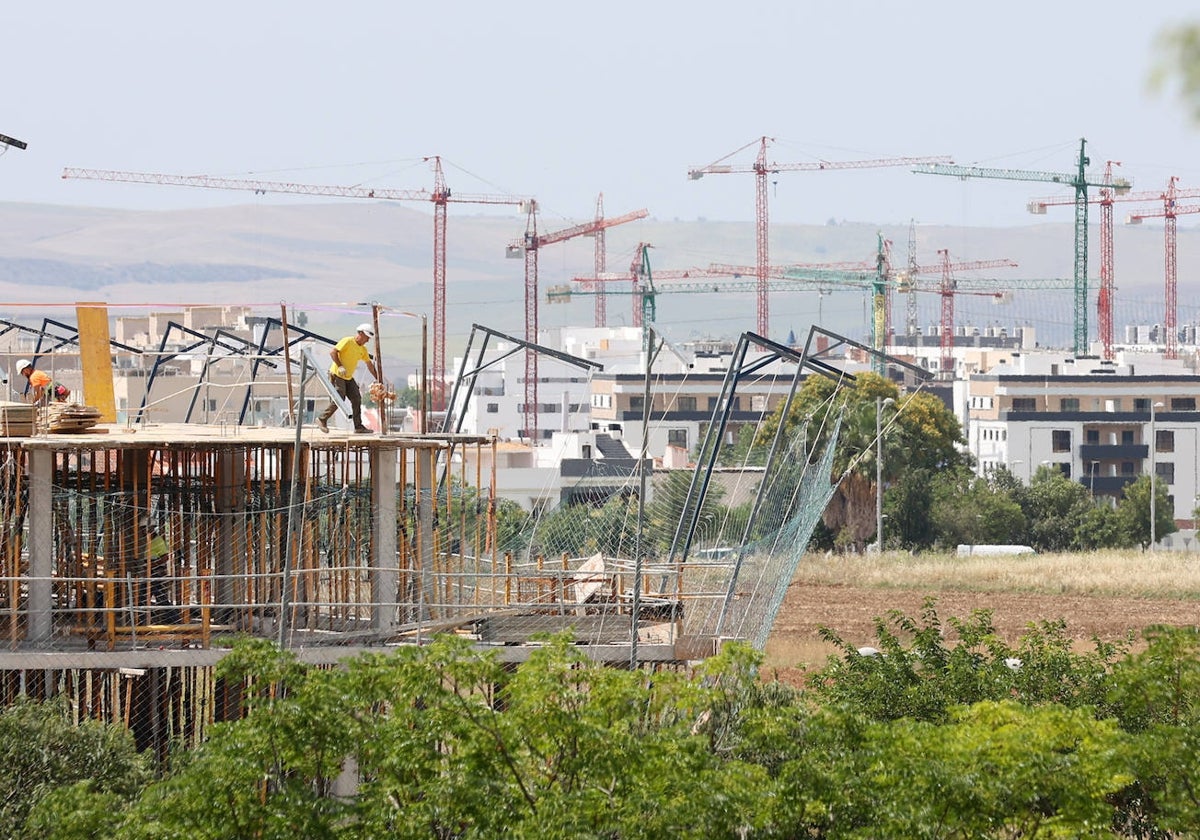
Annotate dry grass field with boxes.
[765,550,1200,682]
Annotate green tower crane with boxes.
[913,138,1131,355]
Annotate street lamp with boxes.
[1150,401,1165,549]
[876,396,895,551]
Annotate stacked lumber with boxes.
[44,403,102,434]
[0,402,35,437]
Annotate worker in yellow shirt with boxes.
[144,517,180,624]
[316,323,379,434]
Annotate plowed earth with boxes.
[766,583,1200,683]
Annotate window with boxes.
[750,395,767,412]
[581,444,592,459]
[1011,397,1036,411]
[629,396,645,411]
[1051,429,1071,452]
[1134,398,1150,412]
[677,396,697,412]
[1156,461,1175,485]
[486,403,499,414]
[1086,429,1099,445]
[1122,430,1134,445]
[1060,397,1080,412]
[668,429,688,449]
[1121,461,1135,475]
[1156,429,1175,453]
[1171,397,1196,411]
[1057,462,1072,478]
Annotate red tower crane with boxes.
[935,249,1008,374]
[1127,177,1188,359]
[61,159,528,412]
[508,202,648,440]
[687,136,951,338]
[1027,167,1200,359]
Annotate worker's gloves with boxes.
[337,366,347,377]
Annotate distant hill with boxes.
[0,201,1191,368]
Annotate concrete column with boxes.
[27,449,54,645]
[370,447,398,632]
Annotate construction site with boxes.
[0,282,881,757]
[5,132,1200,756]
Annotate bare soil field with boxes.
[763,551,1200,682]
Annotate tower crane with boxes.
[906,220,920,338]
[62,159,529,413]
[915,138,1132,355]
[559,243,1026,379]
[506,201,648,440]
[1027,165,1200,359]
[778,242,1020,371]
[687,137,952,339]
[1127,177,1193,360]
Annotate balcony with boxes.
[1079,443,1147,462]
[1079,474,1139,494]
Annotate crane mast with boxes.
[510,202,648,441]
[916,139,1131,356]
[689,136,951,340]
[62,160,528,414]
[1128,177,1194,360]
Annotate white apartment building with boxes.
[964,350,1200,545]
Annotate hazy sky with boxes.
[4,1,1200,231]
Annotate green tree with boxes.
[1021,464,1094,551]
[0,697,152,839]
[756,372,968,551]
[884,466,937,549]
[854,702,1133,838]
[647,468,726,556]
[393,385,422,409]
[808,600,1124,722]
[527,501,592,558]
[91,636,766,839]
[1077,501,1130,550]
[928,465,1026,549]
[1116,474,1178,548]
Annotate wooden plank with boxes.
[76,303,117,422]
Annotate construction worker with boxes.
[15,359,70,406]
[144,517,180,624]
[317,323,378,434]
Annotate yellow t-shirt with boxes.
[329,337,369,380]
[148,534,169,559]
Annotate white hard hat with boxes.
[15,359,31,372]
[356,323,374,337]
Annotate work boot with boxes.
[317,417,329,433]
[354,426,372,434]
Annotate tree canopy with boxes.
[18,617,1200,839]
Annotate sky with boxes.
[3,1,1200,234]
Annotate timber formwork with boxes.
[0,422,687,756]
